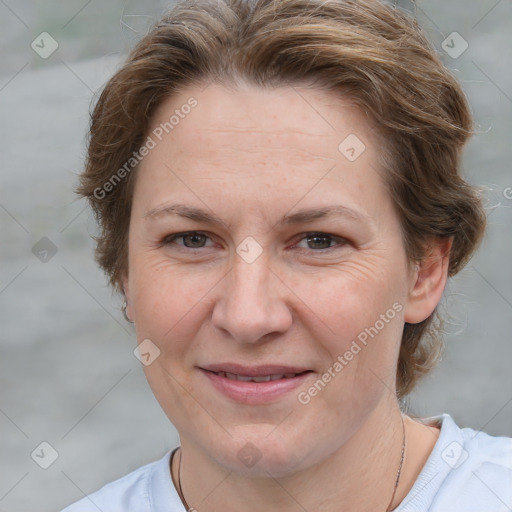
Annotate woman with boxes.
[62,0,511,510]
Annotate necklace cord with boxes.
[177,449,191,511]
[386,413,407,512]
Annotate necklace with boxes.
[386,413,406,512]
[174,414,406,512]
[176,449,192,512]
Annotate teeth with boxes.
[216,372,296,382]
[236,375,254,382]
[253,375,271,382]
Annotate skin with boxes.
[124,81,450,511]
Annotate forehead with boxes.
[133,82,392,227]
[147,82,374,162]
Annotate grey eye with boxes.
[304,234,333,250]
[181,233,208,248]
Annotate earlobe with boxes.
[403,237,453,324]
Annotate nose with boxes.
[211,250,293,344]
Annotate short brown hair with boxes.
[77,0,486,397]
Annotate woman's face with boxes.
[124,82,420,475]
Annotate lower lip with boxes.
[200,369,313,405]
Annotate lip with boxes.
[198,363,314,405]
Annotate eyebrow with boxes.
[143,203,370,227]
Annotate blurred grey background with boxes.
[0,1,511,511]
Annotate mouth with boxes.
[208,370,311,382]
[198,364,314,404]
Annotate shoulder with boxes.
[441,418,512,510]
[60,450,184,512]
[398,414,512,512]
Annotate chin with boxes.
[207,426,323,478]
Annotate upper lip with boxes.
[200,363,312,377]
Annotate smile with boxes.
[212,371,309,382]
[199,365,314,404]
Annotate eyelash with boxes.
[161,231,348,253]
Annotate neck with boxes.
[173,399,416,512]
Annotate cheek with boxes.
[130,255,224,351]
[291,259,406,392]
[297,257,404,337]
[130,258,217,424]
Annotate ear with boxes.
[122,275,135,323]
[403,237,453,324]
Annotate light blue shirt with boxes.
[61,414,512,511]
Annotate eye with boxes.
[294,232,348,251]
[161,231,348,253]
[162,231,214,249]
